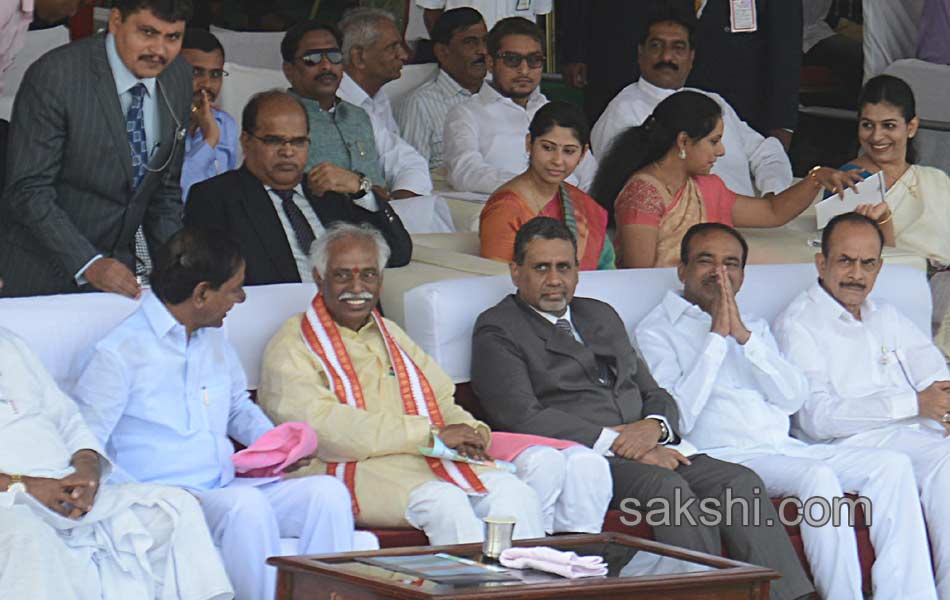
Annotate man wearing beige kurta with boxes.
[259,223,609,544]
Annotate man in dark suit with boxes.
[471,217,814,600]
[185,90,411,286]
[0,0,193,298]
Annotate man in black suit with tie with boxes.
[0,0,193,298]
[471,217,814,600]
[184,90,411,286]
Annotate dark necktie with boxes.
[273,188,316,254]
[554,318,574,338]
[125,83,151,279]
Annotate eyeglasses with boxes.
[250,134,310,149]
[496,51,544,69]
[191,67,229,80]
[330,268,380,284]
[297,49,344,67]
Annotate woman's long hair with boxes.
[858,75,918,164]
[590,91,722,225]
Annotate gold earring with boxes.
[678,149,687,160]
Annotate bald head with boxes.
[240,90,311,190]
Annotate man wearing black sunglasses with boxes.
[443,17,598,195]
[280,19,431,205]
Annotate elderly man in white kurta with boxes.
[774,213,950,599]
[259,223,611,543]
[590,10,791,197]
[443,17,597,194]
[73,229,355,600]
[0,326,233,600]
[637,223,937,600]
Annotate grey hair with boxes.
[309,222,391,277]
[339,7,397,66]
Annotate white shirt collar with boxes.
[529,304,573,328]
[636,77,681,101]
[806,281,878,323]
[435,68,475,98]
[266,183,305,199]
[105,33,157,98]
[660,289,710,324]
[340,72,379,107]
[476,79,545,109]
[141,291,187,340]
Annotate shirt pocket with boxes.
[201,384,231,435]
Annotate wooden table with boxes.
[268,532,779,599]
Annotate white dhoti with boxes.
[840,423,950,599]
[0,483,233,600]
[195,475,354,600]
[723,443,936,600]
[511,445,612,534]
[404,469,546,545]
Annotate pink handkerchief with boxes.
[232,422,317,478]
[499,546,608,579]
[488,432,579,462]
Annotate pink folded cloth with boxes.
[232,422,317,478]
[488,432,579,462]
[499,546,608,579]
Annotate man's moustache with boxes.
[654,62,678,71]
[840,282,866,290]
[338,292,374,301]
[139,55,166,65]
[316,73,338,83]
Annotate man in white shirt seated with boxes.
[0,322,233,600]
[636,222,937,600]
[396,7,488,168]
[774,212,950,599]
[590,6,792,197]
[281,21,431,201]
[443,17,597,194]
[73,228,356,600]
[418,0,551,33]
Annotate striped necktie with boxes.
[125,83,151,279]
[554,318,574,338]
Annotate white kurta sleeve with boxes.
[740,322,809,414]
[774,319,919,441]
[72,347,132,447]
[725,102,793,195]
[635,325,728,435]
[591,99,629,159]
[374,123,433,195]
[444,103,518,193]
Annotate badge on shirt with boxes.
[515,0,531,11]
[730,0,757,32]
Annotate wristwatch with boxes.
[651,418,669,444]
[353,171,372,199]
[6,474,26,494]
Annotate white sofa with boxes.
[0,283,378,554]
[403,263,932,383]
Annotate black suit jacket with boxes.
[471,295,680,447]
[0,35,191,297]
[184,166,412,285]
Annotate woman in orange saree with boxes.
[480,101,614,270]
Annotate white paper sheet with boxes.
[815,171,886,229]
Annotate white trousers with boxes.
[841,425,950,599]
[732,444,936,600]
[405,469,546,545]
[196,475,354,600]
[0,484,232,600]
[511,445,612,534]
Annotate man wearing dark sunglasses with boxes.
[443,17,598,195]
[180,28,238,201]
[281,19,431,206]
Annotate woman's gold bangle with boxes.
[808,165,823,188]
[877,212,893,226]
